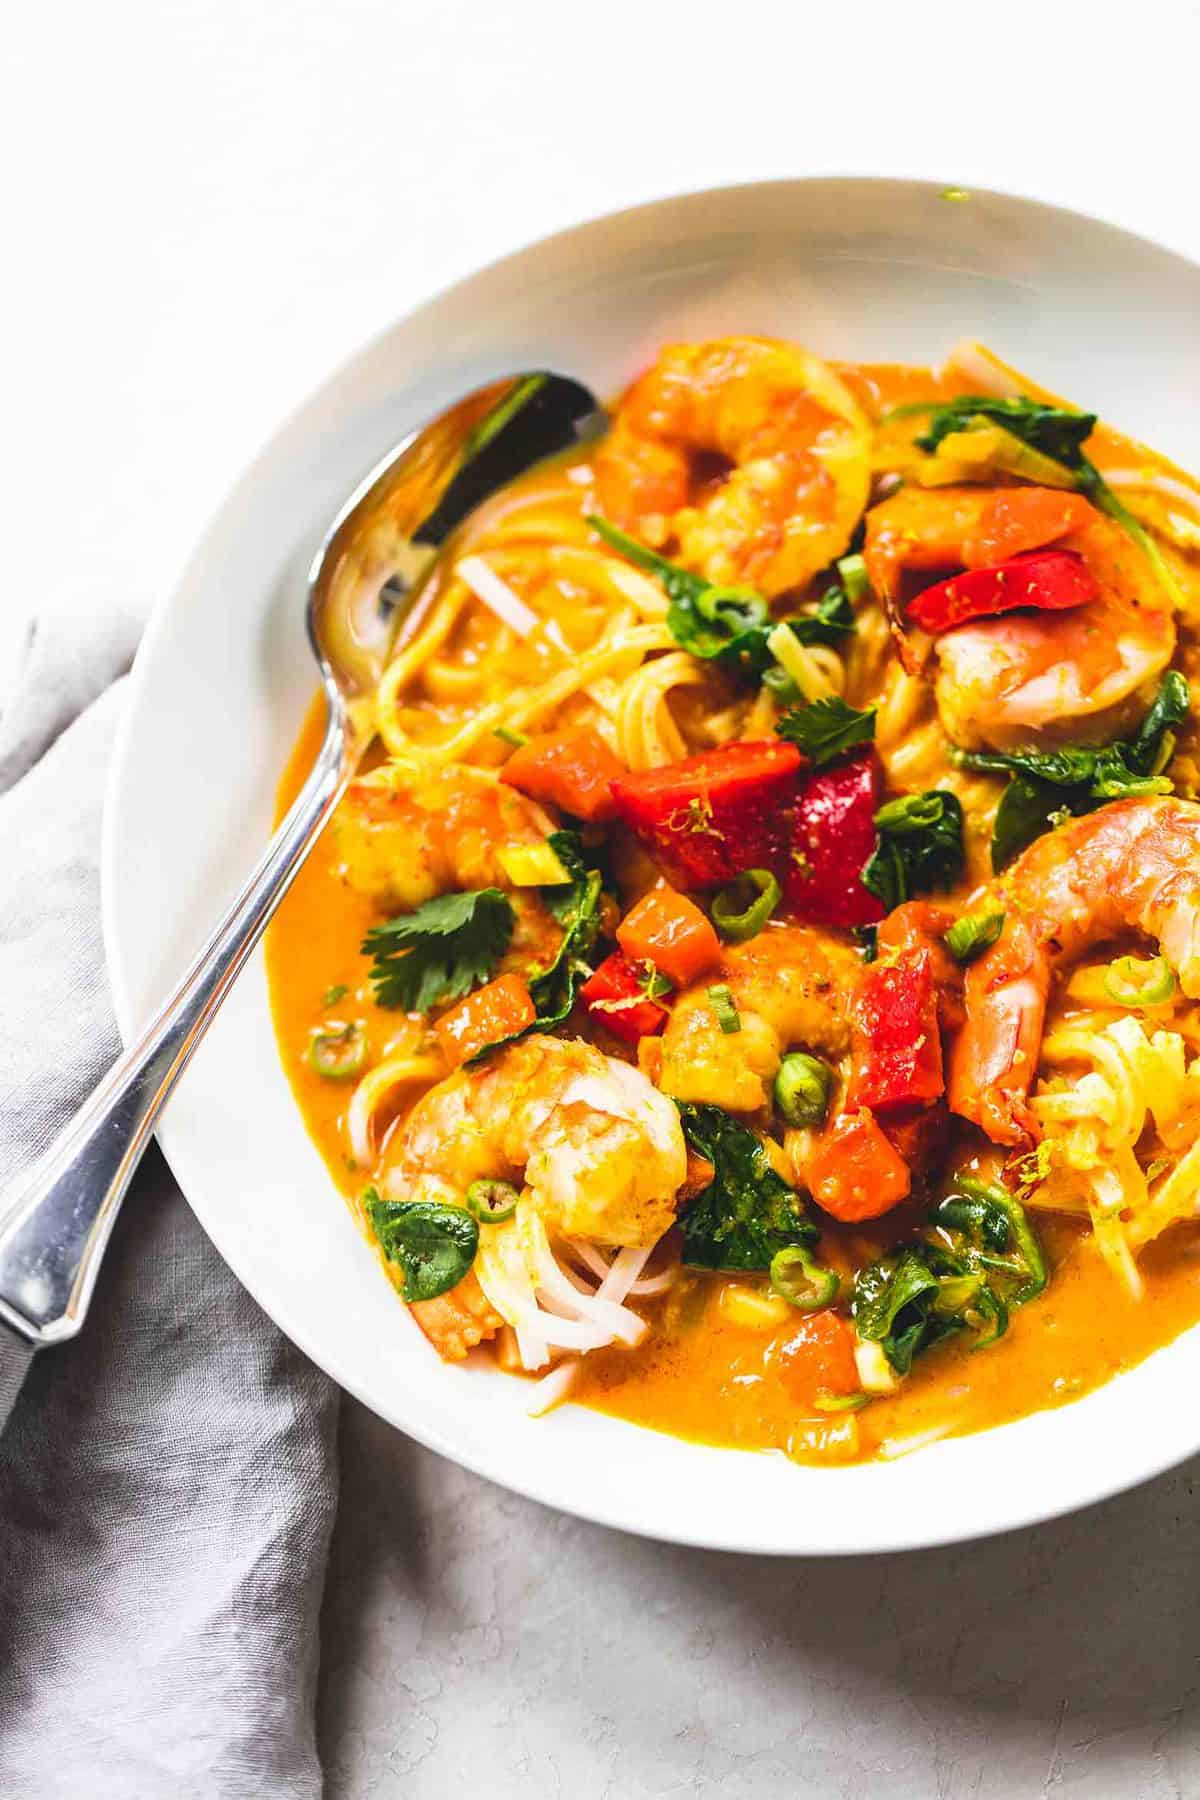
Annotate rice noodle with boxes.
[457,554,569,651]
[938,339,1024,398]
[526,1357,580,1417]
[877,1424,955,1460]
[1101,467,1200,508]
[347,1053,445,1164]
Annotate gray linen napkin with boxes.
[0,611,340,1799]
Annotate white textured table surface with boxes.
[11,3,1200,1793]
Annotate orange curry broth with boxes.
[265,358,1200,1465]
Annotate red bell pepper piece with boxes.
[806,1108,912,1221]
[579,952,669,1043]
[908,549,1096,635]
[500,726,625,822]
[609,740,804,890]
[848,947,944,1112]
[785,747,885,930]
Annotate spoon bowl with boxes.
[0,370,601,1378]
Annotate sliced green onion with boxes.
[1103,953,1176,1008]
[693,585,767,633]
[836,552,871,605]
[465,1178,519,1224]
[769,1245,840,1311]
[639,963,674,1001]
[711,868,780,942]
[322,983,349,1006]
[944,909,1005,963]
[708,984,741,1034]
[766,622,828,700]
[306,1021,366,1080]
[773,1052,832,1128]
[813,1389,869,1413]
[493,725,529,748]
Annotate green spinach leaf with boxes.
[676,1103,816,1272]
[365,1190,478,1301]
[956,671,1190,869]
[861,790,965,910]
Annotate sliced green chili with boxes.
[773,1053,832,1128]
[944,909,1005,964]
[1103,953,1176,1008]
[306,1021,366,1080]
[708,984,741,1034]
[711,868,781,942]
[769,1244,840,1311]
[465,1178,519,1224]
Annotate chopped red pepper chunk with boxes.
[907,548,1097,635]
[579,952,669,1043]
[806,1108,912,1221]
[500,726,626,822]
[848,947,945,1112]
[609,740,804,890]
[784,747,885,930]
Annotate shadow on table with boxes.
[318,1400,1200,1799]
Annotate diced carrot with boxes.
[806,1108,912,1221]
[433,973,535,1068]
[616,885,721,987]
[501,727,626,821]
[774,1311,860,1406]
[579,952,668,1043]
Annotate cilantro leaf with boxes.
[363,888,515,1012]
[861,790,965,910]
[468,829,605,1060]
[775,695,876,767]
[675,1103,816,1271]
[955,672,1190,869]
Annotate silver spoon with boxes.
[0,371,605,1404]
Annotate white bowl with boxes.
[104,177,1200,1553]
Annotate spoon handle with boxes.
[0,699,348,1351]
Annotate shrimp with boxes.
[379,1033,686,1248]
[657,924,858,1111]
[333,758,556,911]
[594,337,870,597]
[863,485,1176,750]
[949,796,1200,1145]
[409,1272,503,1363]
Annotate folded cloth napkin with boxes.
[0,609,340,1800]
